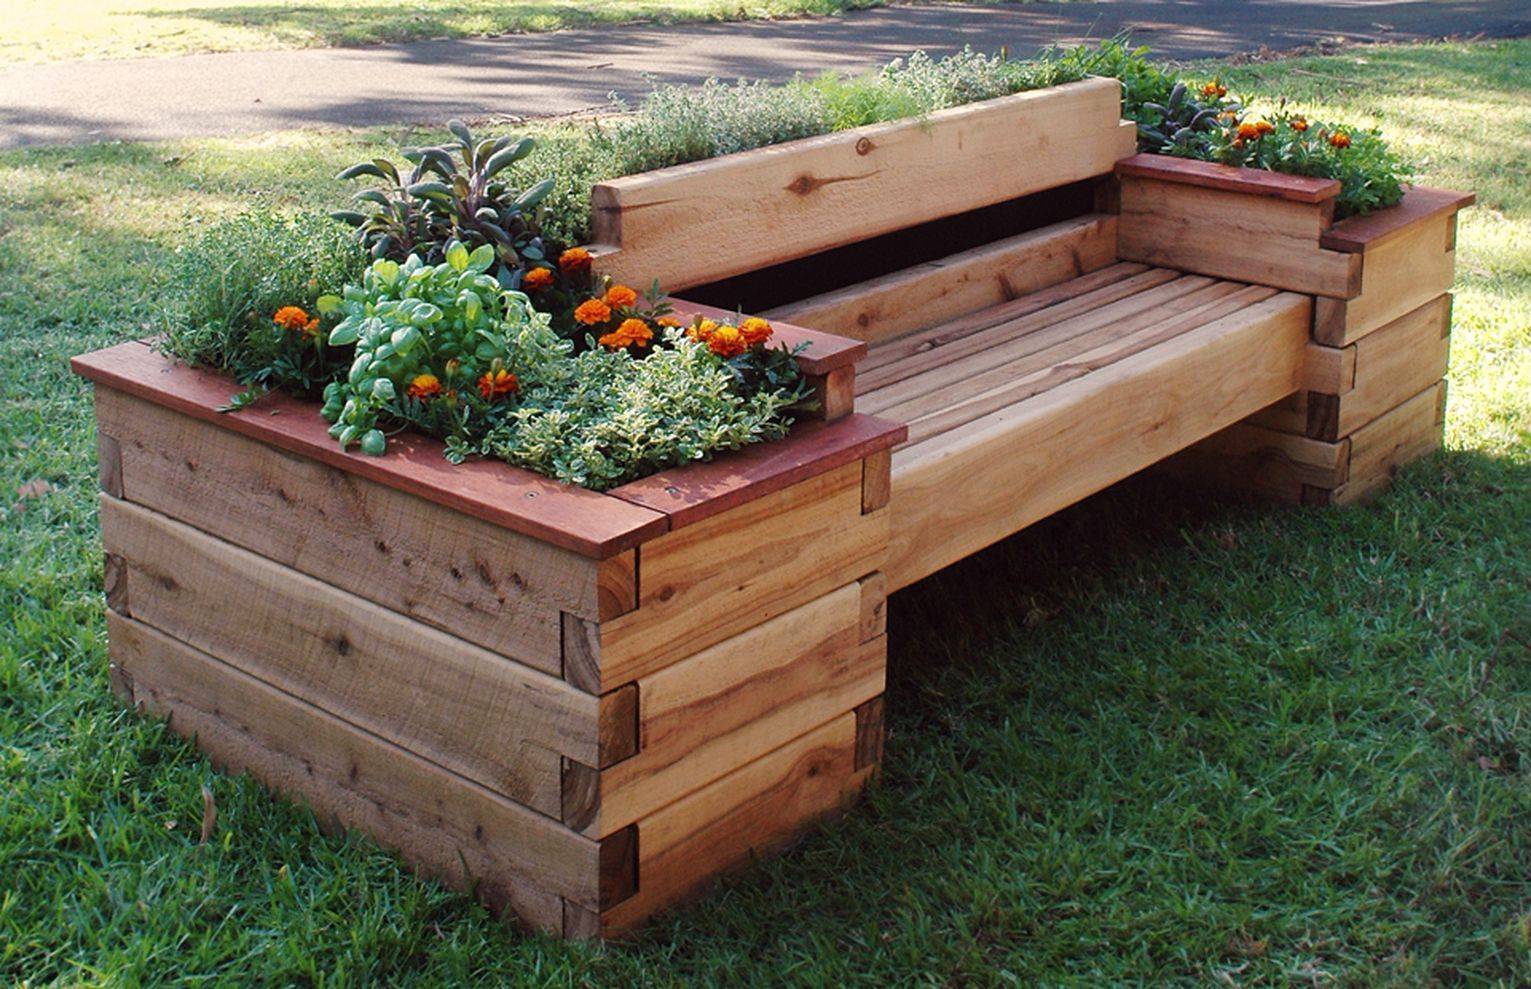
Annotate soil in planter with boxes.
[681,178,1100,314]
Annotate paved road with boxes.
[2,1,1525,149]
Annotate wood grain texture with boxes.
[764,214,1120,344]
[1320,186,1475,253]
[96,429,122,498]
[596,462,889,690]
[1302,341,1357,395]
[72,342,666,559]
[589,77,1136,292]
[853,695,887,772]
[869,281,1275,442]
[885,293,1311,589]
[109,613,598,921]
[95,387,626,672]
[860,275,1236,416]
[857,265,1177,390]
[1331,380,1447,505]
[101,496,601,815]
[812,365,857,422]
[861,448,892,514]
[593,584,884,837]
[600,714,869,936]
[857,571,888,643]
[1252,295,1451,441]
[1313,213,1457,346]
[1117,177,1360,298]
[1115,153,1342,203]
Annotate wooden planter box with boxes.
[73,307,904,939]
[1114,155,1473,505]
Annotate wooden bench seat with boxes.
[850,264,1312,588]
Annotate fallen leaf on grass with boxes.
[201,785,217,843]
[12,478,54,511]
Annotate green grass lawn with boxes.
[1,40,1528,986]
[2,0,883,64]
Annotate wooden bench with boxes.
[75,74,1473,939]
[590,76,1472,591]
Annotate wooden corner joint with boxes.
[861,448,892,515]
[599,824,639,910]
[857,572,888,644]
[853,696,887,772]
[107,661,136,708]
[561,899,602,940]
[807,365,857,422]
[598,681,639,768]
[103,552,130,616]
[97,432,123,498]
[595,550,639,621]
[559,612,602,693]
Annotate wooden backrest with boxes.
[586,76,1137,294]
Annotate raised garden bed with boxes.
[75,320,903,939]
[75,64,1472,940]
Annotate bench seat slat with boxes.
[859,272,1214,413]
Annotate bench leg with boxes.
[1164,293,1451,506]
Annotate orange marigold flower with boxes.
[603,283,639,309]
[522,267,554,292]
[574,298,612,325]
[706,325,747,359]
[407,373,443,400]
[1201,81,1227,99]
[687,317,718,342]
[656,315,683,328]
[558,247,592,274]
[739,316,773,346]
[1329,130,1352,149]
[599,318,655,351]
[477,369,519,400]
[273,305,313,332]
[1237,119,1272,141]
[1290,116,1309,132]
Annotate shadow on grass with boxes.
[610,443,1529,981]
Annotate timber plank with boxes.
[595,462,888,690]
[858,264,1170,382]
[72,342,667,560]
[764,214,1120,343]
[601,714,868,936]
[101,496,601,815]
[886,292,1311,589]
[860,273,1217,414]
[1320,186,1475,253]
[1115,153,1342,204]
[1117,178,1361,297]
[898,283,1278,445]
[95,388,621,671]
[1331,380,1447,504]
[1308,294,1452,440]
[590,77,1136,292]
[109,613,597,919]
[1313,213,1457,346]
[607,414,905,529]
[593,584,884,837]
